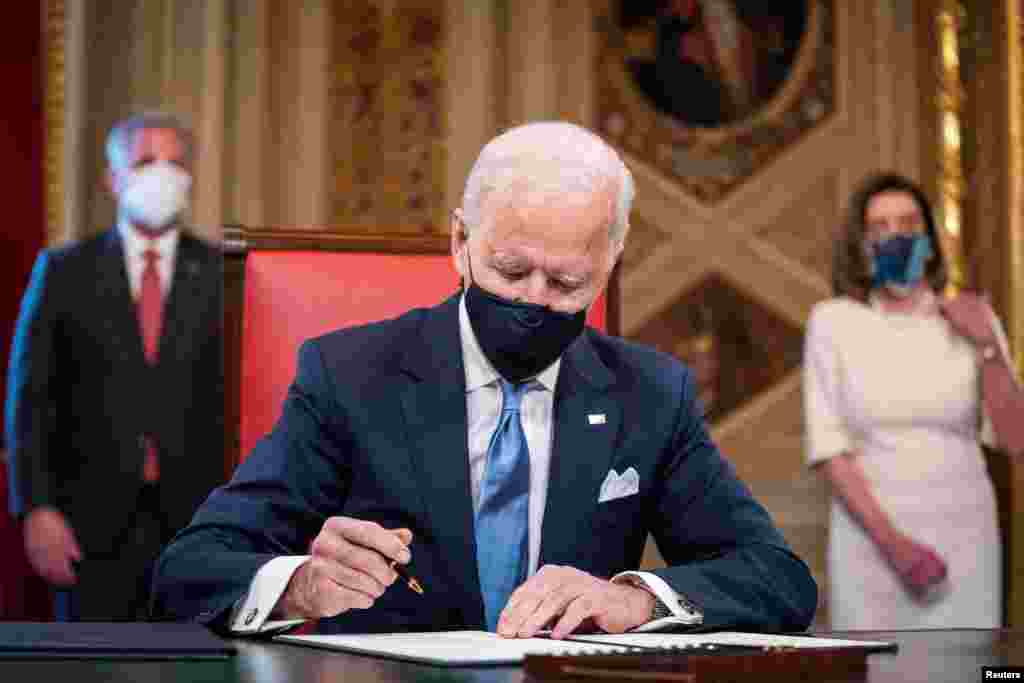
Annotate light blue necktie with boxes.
[475,378,532,632]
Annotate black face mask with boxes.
[464,282,586,383]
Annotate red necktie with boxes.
[139,248,163,482]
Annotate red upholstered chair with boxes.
[237,249,608,462]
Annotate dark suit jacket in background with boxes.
[152,294,816,633]
[5,228,224,558]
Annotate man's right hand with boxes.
[23,506,83,586]
[274,517,413,620]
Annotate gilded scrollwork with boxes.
[44,0,66,245]
[936,1,967,293]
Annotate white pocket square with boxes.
[598,466,640,503]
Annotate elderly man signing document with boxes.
[152,122,816,638]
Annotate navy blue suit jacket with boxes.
[151,294,816,632]
[6,229,224,554]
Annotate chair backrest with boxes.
[238,250,607,461]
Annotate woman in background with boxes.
[804,172,1024,629]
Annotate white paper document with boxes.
[564,631,896,651]
[274,630,895,666]
[275,630,629,666]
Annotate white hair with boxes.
[106,110,194,171]
[460,122,633,245]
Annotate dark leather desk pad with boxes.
[0,623,235,660]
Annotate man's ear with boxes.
[450,209,470,278]
[451,209,469,243]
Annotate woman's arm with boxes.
[978,351,1024,458]
[939,293,1024,458]
[816,452,947,598]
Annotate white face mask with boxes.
[119,160,192,230]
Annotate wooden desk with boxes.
[0,629,1020,682]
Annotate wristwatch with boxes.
[618,574,704,625]
[650,591,703,622]
[651,598,673,620]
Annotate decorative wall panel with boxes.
[630,273,804,424]
[752,171,838,282]
[620,214,672,276]
[331,1,447,232]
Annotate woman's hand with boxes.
[939,292,996,345]
[879,530,948,600]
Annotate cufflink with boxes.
[243,607,258,626]
[676,593,703,619]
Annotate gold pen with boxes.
[389,559,425,595]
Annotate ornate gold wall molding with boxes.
[936,1,966,292]
[1008,0,1023,374]
[1005,0,1024,632]
[44,0,65,245]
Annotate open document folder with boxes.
[274,630,895,667]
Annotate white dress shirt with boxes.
[231,295,700,634]
[117,218,179,301]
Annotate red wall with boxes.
[0,5,45,425]
[0,1,51,620]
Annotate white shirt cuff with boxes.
[229,555,311,634]
[612,570,703,632]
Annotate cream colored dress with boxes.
[803,293,1013,629]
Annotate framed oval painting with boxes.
[597,0,834,203]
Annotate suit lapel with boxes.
[98,229,148,371]
[157,234,205,368]
[539,332,620,569]
[397,295,484,627]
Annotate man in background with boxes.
[5,111,224,620]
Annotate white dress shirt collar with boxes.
[458,293,560,393]
[117,216,180,299]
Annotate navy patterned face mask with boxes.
[869,233,933,295]
[465,283,585,383]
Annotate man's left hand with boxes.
[497,565,656,639]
